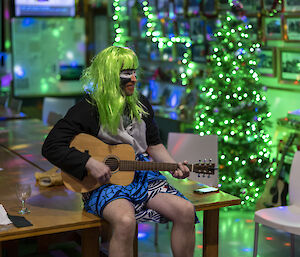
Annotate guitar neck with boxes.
[119,160,193,172]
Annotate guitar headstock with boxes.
[192,162,216,175]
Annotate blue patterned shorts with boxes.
[84,178,191,223]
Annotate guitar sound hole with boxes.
[105,157,119,172]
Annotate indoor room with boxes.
[0,0,299,257]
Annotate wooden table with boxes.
[0,119,241,257]
[0,119,52,171]
[0,147,101,257]
[0,106,26,121]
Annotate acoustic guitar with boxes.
[256,133,296,210]
[61,133,216,193]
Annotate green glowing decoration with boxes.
[194,11,272,208]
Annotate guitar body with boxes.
[256,177,285,210]
[61,133,136,193]
[256,133,296,210]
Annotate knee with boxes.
[113,215,136,238]
[175,201,195,225]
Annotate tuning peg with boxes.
[209,159,212,163]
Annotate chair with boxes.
[154,132,219,245]
[167,132,218,186]
[0,95,8,107]
[253,151,300,257]
[8,97,22,112]
[42,97,75,125]
[46,111,63,126]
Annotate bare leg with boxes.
[146,193,195,257]
[102,199,136,257]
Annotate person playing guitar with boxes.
[42,46,197,257]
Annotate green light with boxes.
[188,63,195,68]
[181,73,187,78]
[5,40,11,49]
[52,29,60,37]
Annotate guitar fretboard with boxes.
[119,160,183,171]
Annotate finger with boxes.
[176,169,184,178]
[178,163,189,174]
[178,162,185,170]
[172,170,179,178]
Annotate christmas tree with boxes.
[194,4,272,208]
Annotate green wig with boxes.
[81,46,146,134]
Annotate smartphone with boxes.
[194,187,218,194]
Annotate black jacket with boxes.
[42,94,161,180]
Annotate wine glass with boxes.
[16,183,32,214]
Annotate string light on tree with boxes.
[194,2,273,208]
